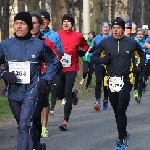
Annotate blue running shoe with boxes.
[103,100,108,110]
[123,132,130,149]
[114,140,126,150]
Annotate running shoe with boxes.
[41,127,48,138]
[93,101,101,111]
[50,108,54,117]
[133,90,138,98]
[114,140,126,150]
[137,96,141,104]
[103,100,108,110]
[59,120,67,131]
[123,131,130,149]
[79,78,85,85]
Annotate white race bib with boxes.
[60,53,71,67]
[146,54,150,60]
[8,61,30,84]
[109,76,124,92]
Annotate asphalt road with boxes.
[0,82,150,150]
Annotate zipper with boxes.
[118,40,119,52]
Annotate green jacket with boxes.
[82,38,94,62]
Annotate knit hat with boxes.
[125,20,132,28]
[62,14,75,26]
[14,12,33,31]
[88,30,96,37]
[40,10,51,21]
[112,17,125,30]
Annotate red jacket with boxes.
[57,29,89,72]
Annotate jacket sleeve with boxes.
[0,43,5,80]
[80,36,89,51]
[40,44,58,84]
[53,33,64,57]
[90,41,106,65]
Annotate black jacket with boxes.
[91,36,145,77]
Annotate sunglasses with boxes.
[125,27,131,29]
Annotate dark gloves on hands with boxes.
[2,71,17,84]
[102,53,112,64]
[56,61,63,74]
[77,50,86,57]
[133,67,141,75]
[37,79,48,93]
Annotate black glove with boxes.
[133,67,141,75]
[2,71,17,84]
[37,79,48,93]
[102,53,112,64]
[77,50,86,57]
[56,61,63,74]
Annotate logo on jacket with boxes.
[126,51,129,53]
[31,54,36,58]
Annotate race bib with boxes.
[60,53,71,67]
[146,54,150,59]
[8,61,30,84]
[109,76,124,92]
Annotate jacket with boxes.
[40,27,64,57]
[0,36,58,101]
[91,36,145,82]
[58,29,89,72]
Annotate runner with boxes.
[91,17,145,150]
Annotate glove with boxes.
[2,71,17,84]
[102,53,112,64]
[37,79,48,93]
[77,50,86,57]
[133,67,141,75]
[56,61,63,74]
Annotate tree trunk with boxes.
[90,0,103,34]
[51,0,67,31]
[1,0,9,40]
[132,0,143,28]
[127,0,133,20]
[17,0,25,11]
[26,0,40,12]
[143,0,150,28]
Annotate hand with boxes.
[56,61,63,74]
[2,71,17,84]
[37,79,48,93]
[77,50,86,57]
[102,53,112,64]
[133,67,141,75]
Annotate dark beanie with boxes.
[62,14,75,26]
[40,10,51,21]
[14,12,33,31]
[112,17,125,30]
[88,30,96,37]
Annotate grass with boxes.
[0,96,12,119]
[0,75,96,120]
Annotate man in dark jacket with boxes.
[0,12,58,150]
[91,17,145,150]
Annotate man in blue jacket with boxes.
[0,12,58,150]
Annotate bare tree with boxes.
[143,0,150,28]
[17,0,25,11]
[51,0,67,31]
[1,0,9,40]
[132,0,143,28]
[90,0,103,34]
[26,0,40,12]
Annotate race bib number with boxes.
[109,76,124,92]
[8,61,30,84]
[60,53,71,67]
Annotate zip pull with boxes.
[118,41,119,52]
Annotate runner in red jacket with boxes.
[57,13,89,131]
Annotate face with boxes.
[101,24,110,35]
[124,25,131,36]
[14,20,29,37]
[30,16,40,37]
[136,30,144,40]
[40,18,50,30]
[88,33,94,40]
[112,25,124,39]
[132,22,137,31]
[62,20,72,31]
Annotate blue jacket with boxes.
[40,27,64,57]
[0,37,58,101]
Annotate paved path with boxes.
[0,83,150,150]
